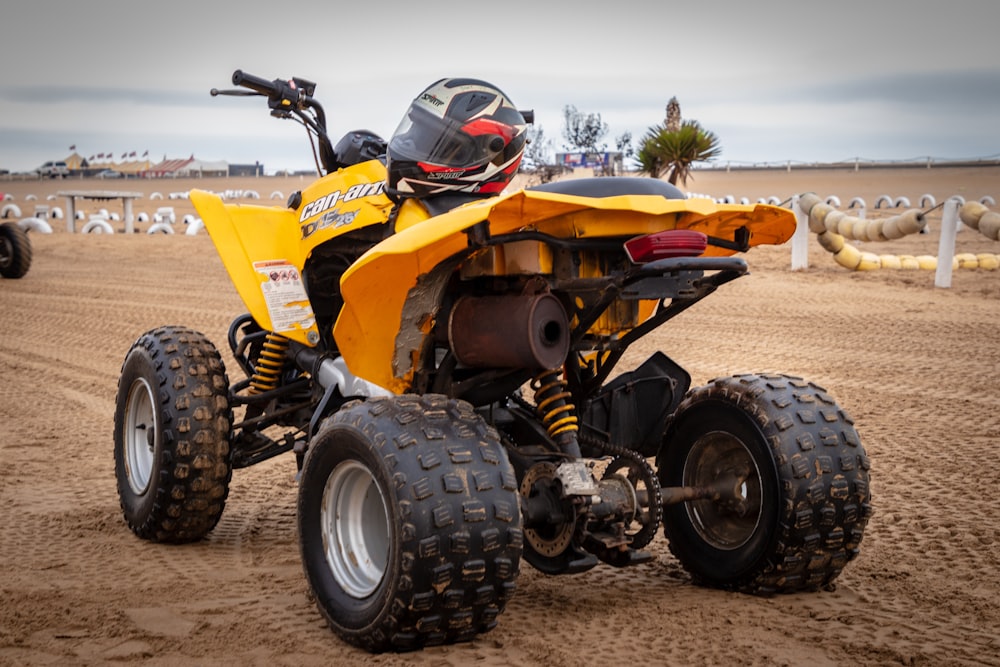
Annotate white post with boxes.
[935,197,961,288]
[123,197,135,234]
[791,195,809,270]
[64,195,76,232]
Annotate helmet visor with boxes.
[389,105,498,169]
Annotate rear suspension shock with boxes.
[532,368,581,457]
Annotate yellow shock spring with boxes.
[248,333,289,394]
[532,369,578,439]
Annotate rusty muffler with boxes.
[448,293,570,369]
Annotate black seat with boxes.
[527,176,686,200]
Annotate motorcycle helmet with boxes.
[331,129,387,169]
[386,78,528,200]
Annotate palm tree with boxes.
[636,98,721,187]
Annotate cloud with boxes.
[0,85,206,107]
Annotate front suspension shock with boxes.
[248,332,289,394]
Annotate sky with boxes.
[2,0,999,175]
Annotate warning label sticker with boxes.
[253,260,315,333]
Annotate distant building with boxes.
[228,162,264,177]
[555,151,624,176]
[138,156,228,178]
[139,157,194,178]
[81,152,152,177]
[176,159,228,177]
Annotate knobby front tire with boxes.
[297,394,522,652]
[113,326,233,543]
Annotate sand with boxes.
[1,166,999,666]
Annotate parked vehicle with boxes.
[36,161,70,178]
[95,169,123,179]
[0,222,32,278]
[114,70,873,653]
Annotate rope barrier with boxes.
[960,201,1000,240]
[793,193,1000,277]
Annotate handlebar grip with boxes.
[231,70,278,96]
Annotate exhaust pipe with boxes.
[448,293,570,369]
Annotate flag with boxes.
[129,151,136,157]
[69,144,76,151]
[122,152,127,159]
[142,150,148,157]
[97,152,104,159]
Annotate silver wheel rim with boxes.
[124,377,157,495]
[683,430,763,550]
[321,460,390,598]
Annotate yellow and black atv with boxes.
[0,221,32,279]
[114,70,872,653]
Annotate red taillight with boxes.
[624,229,707,263]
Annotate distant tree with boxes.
[520,125,566,184]
[636,97,720,186]
[615,130,633,158]
[522,125,553,169]
[562,105,608,153]
[665,97,681,133]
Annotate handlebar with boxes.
[215,69,335,173]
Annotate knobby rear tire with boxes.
[658,373,872,594]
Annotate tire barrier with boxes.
[18,217,53,234]
[81,217,115,234]
[270,190,284,200]
[184,219,204,235]
[874,194,893,209]
[2,203,22,219]
[794,192,999,274]
[218,189,259,200]
[146,222,175,234]
[25,194,37,201]
[152,207,176,224]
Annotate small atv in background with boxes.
[113,70,873,653]
[0,222,32,279]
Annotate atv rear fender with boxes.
[335,185,795,393]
